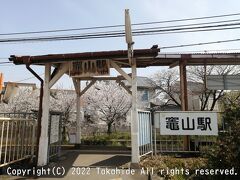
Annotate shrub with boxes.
[140,155,207,179]
[81,132,130,146]
[204,106,240,179]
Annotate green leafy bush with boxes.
[140,155,207,179]
[81,132,130,146]
[204,106,240,179]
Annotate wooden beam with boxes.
[79,80,96,97]
[112,60,130,66]
[76,79,81,144]
[79,76,125,81]
[49,63,69,88]
[72,78,77,91]
[37,63,51,166]
[179,59,188,111]
[72,78,80,94]
[116,79,132,95]
[110,61,132,83]
[179,59,190,151]
[76,79,80,96]
[169,61,179,69]
[50,64,60,79]
[72,78,82,144]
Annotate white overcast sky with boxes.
[1,0,240,88]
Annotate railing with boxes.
[0,117,37,167]
[154,121,217,153]
[154,135,184,153]
[0,112,37,120]
[138,111,153,157]
[154,135,216,153]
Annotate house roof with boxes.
[4,82,37,89]
[123,76,156,89]
[154,104,181,111]
[154,53,240,66]
[173,81,204,94]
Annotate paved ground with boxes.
[0,151,148,180]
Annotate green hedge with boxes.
[81,132,131,146]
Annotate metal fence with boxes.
[0,117,36,167]
[154,133,216,153]
[0,112,62,166]
[154,134,184,153]
[48,113,62,160]
[0,112,37,120]
[138,111,153,157]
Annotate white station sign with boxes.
[155,111,218,136]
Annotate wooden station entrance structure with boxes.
[9,49,240,166]
[9,46,159,166]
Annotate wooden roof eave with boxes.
[9,47,160,66]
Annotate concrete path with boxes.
[0,150,148,180]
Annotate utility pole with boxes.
[125,9,140,166]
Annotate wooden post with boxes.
[76,79,81,144]
[37,63,51,166]
[179,59,189,151]
[0,73,3,92]
[131,58,140,166]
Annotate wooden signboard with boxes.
[70,60,110,77]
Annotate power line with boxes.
[1,18,239,39]
[132,18,240,32]
[36,19,240,37]
[136,25,240,36]
[0,62,13,66]
[0,24,124,36]
[16,73,44,83]
[133,12,240,25]
[1,22,240,43]
[133,22,240,34]
[0,64,14,66]
[0,62,12,64]
[1,12,240,36]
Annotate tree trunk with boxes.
[210,90,223,111]
[210,100,217,111]
[107,122,112,135]
[201,92,210,111]
[62,126,67,142]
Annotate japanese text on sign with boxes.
[156,112,218,135]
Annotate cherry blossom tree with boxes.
[0,87,39,113]
[84,81,131,134]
